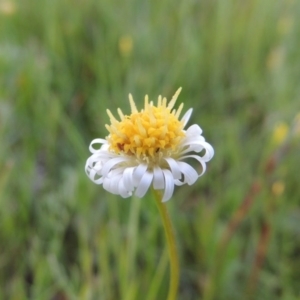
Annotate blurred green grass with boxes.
[1,0,300,299]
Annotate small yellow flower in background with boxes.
[272,181,285,197]
[118,35,133,57]
[272,122,289,146]
[266,47,285,71]
[0,1,16,15]
[85,88,214,202]
[277,15,293,36]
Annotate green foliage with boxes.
[1,0,300,299]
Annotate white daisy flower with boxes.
[85,88,214,202]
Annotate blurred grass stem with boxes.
[153,189,179,300]
[203,181,261,300]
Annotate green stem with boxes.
[153,189,179,300]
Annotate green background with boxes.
[1,0,300,299]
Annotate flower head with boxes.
[85,88,214,201]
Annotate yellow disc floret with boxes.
[105,88,185,161]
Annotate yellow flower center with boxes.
[105,88,185,161]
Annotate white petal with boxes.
[132,164,148,186]
[176,161,198,185]
[89,138,108,153]
[102,157,127,176]
[109,167,126,177]
[85,158,104,184]
[200,142,215,161]
[179,154,207,176]
[103,173,122,195]
[162,169,175,202]
[181,108,193,128]
[186,124,203,136]
[94,150,114,159]
[118,178,132,198]
[179,136,205,150]
[182,141,214,161]
[164,157,181,179]
[93,177,104,184]
[123,167,135,192]
[88,168,104,184]
[179,145,199,155]
[135,170,153,198]
[153,167,165,189]
[88,167,102,182]
[87,152,111,164]
[86,157,103,171]
[180,135,205,146]
[179,138,213,158]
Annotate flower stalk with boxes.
[153,189,179,300]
